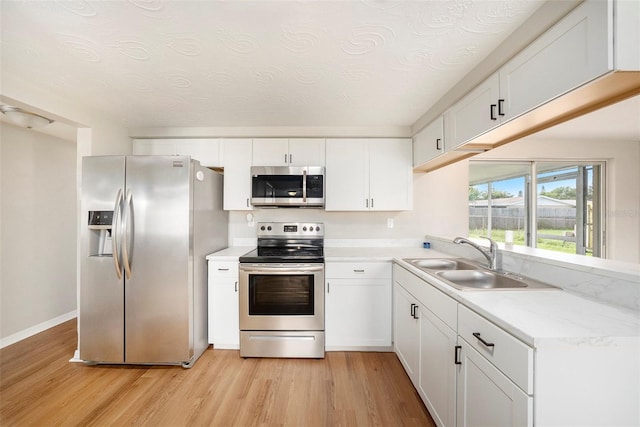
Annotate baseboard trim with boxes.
[1,311,77,349]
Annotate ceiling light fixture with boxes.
[0,105,55,129]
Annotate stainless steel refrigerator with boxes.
[79,155,227,367]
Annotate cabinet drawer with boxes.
[458,305,533,394]
[326,262,391,279]
[208,261,239,278]
[393,264,457,330]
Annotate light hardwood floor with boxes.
[1,320,435,426]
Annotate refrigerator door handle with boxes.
[122,189,134,280]
[112,189,124,279]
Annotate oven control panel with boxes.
[257,222,324,237]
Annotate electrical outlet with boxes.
[387,218,394,228]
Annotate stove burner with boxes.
[239,222,324,264]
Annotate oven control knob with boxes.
[260,225,265,231]
[303,226,308,231]
[267,226,272,231]
[316,226,320,232]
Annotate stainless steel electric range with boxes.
[238,222,324,358]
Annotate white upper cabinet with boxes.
[133,138,222,167]
[252,138,325,166]
[444,73,501,151]
[500,0,610,122]
[445,0,611,150]
[413,116,445,166]
[325,138,412,211]
[222,139,253,211]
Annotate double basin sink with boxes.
[403,258,559,291]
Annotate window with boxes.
[469,161,605,257]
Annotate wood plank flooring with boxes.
[1,320,435,426]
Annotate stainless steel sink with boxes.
[402,258,560,291]
[403,258,479,271]
[435,270,559,291]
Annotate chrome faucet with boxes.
[453,236,498,270]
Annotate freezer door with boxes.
[124,156,193,363]
[80,156,126,363]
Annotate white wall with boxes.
[1,72,131,346]
[0,123,77,343]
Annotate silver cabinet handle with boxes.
[371,198,374,208]
[327,281,330,293]
[289,154,292,164]
[234,281,238,292]
[366,199,369,208]
[285,154,288,164]
[353,269,365,273]
[246,198,250,207]
[112,189,124,280]
[218,268,229,271]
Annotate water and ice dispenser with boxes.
[88,210,114,256]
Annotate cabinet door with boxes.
[325,139,369,211]
[369,138,412,211]
[222,139,253,210]
[413,116,444,166]
[325,278,391,348]
[176,139,221,167]
[252,138,289,166]
[393,283,420,384]
[211,277,239,349]
[288,138,325,166]
[444,74,500,150]
[500,0,610,122]
[133,139,176,155]
[418,306,457,427]
[456,340,532,427]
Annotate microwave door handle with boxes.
[302,169,307,203]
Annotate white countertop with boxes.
[206,246,253,261]
[325,246,447,261]
[393,258,640,347]
[207,246,640,347]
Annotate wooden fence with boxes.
[469,207,576,230]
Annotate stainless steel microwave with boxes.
[251,166,324,207]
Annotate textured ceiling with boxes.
[1,0,546,129]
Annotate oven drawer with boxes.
[240,331,325,358]
[326,262,391,279]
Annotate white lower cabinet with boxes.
[207,260,239,349]
[419,306,457,427]
[394,264,458,427]
[325,262,392,349]
[393,283,420,379]
[393,264,532,427]
[456,340,532,427]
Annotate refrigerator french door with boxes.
[80,155,226,367]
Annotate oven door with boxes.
[239,263,324,331]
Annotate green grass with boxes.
[469,228,582,255]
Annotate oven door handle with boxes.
[239,264,324,273]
